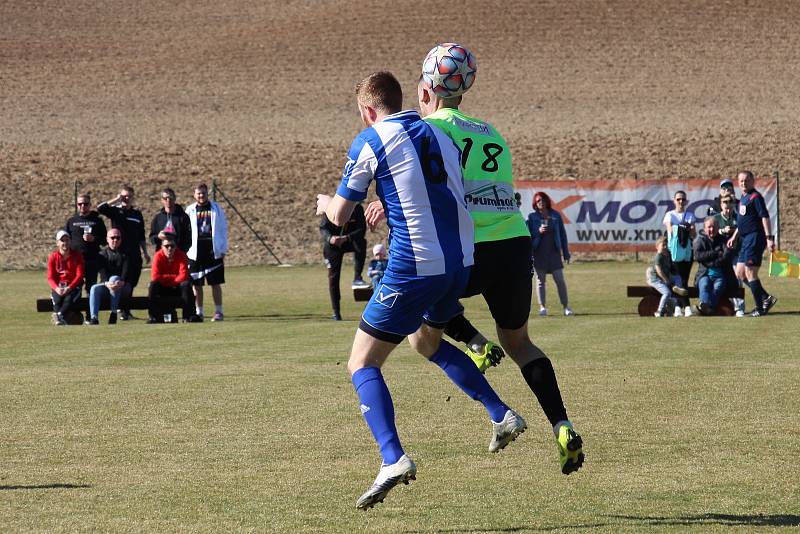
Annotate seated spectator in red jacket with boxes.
[47,230,85,325]
[148,234,197,323]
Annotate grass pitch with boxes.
[1,262,799,533]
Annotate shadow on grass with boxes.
[608,513,800,527]
[0,483,91,491]
[402,513,800,532]
[229,313,333,321]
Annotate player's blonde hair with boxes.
[356,71,402,114]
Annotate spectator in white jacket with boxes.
[185,183,229,321]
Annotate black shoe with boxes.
[751,308,764,317]
[108,312,118,325]
[120,311,132,321]
[332,313,342,321]
[56,313,67,326]
[146,316,159,324]
[86,317,99,325]
[186,315,203,323]
[762,295,778,314]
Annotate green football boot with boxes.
[465,342,505,373]
[557,424,585,475]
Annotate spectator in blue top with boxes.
[526,192,573,316]
[727,170,777,316]
[662,190,696,317]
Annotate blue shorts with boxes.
[359,267,470,344]
[737,232,766,267]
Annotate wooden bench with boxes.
[36,296,184,324]
[626,286,745,316]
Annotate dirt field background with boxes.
[2,0,799,268]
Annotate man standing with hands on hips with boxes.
[186,183,228,322]
[727,170,777,316]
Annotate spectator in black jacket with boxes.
[97,185,150,319]
[320,202,367,320]
[149,187,191,253]
[64,193,107,294]
[86,228,133,325]
[693,217,736,315]
[706,178,738,216]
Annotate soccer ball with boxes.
[422,43,477,98]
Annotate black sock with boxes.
[747,279,767,309]
[443,314,479,345]
[521,358,568,427]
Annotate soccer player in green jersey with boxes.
[417,45,584,474]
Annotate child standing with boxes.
[646,236,689,317]
[367,244,388,292]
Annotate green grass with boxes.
[1,263,799,532]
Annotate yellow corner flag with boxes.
[769,250,800,278]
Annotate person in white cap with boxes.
[46,230,85,325]
[367,243,388,292]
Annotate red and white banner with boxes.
[514,179,778,252]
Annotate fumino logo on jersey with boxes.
[375,286,401,308]
[515,178,778,252]
[465,182,517,212]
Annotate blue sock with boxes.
[352,367,404,465]
[430,340,509,422]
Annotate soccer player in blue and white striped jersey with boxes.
[316,72,526,510]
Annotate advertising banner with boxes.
[515,179,778,252]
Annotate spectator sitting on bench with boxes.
[86,228,132,325]
[693,217,736,316]
[148,233,198,323]
[47,230,85,325]
[367,243,388,292]
[646,235,688,317]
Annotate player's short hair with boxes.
[77,193,91,202]
[161,187,176,199]
[356,71,402,114]
[121,185,135,195]
[195,183,208,192]
[656,235,668,248]
[739,170,755,181]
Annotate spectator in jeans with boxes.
[148,234,197,323]
[367,243,388,291]
[646,235,688,317]
[86,228,132,325]
[693,217,737,315]
[47,230,85,325]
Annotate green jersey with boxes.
[424,108,529,243]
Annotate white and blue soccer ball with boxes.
[422,43,477,98]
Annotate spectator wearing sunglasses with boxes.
[662,190,697,316]
[706,178,739,216]
[149,187,191,253]
[148,233,198,323]
[86,229,132,325]
[63,193,107,294]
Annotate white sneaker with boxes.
[356,454,416,510]
[684,306,693,317]
[564,307,574,316]
[489,409,527,453]
[735,310,745,317]
[539,307,548,317]
[673,306,683,317]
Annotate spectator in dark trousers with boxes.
[319,202,367,320]
[97,185,150,319]
[149,187,191,253]
[86,228,132,325]
[47,230,85,325]
[64,193,106,294]
[148,234,197,323]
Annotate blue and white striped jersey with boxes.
[337,110,474,276]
